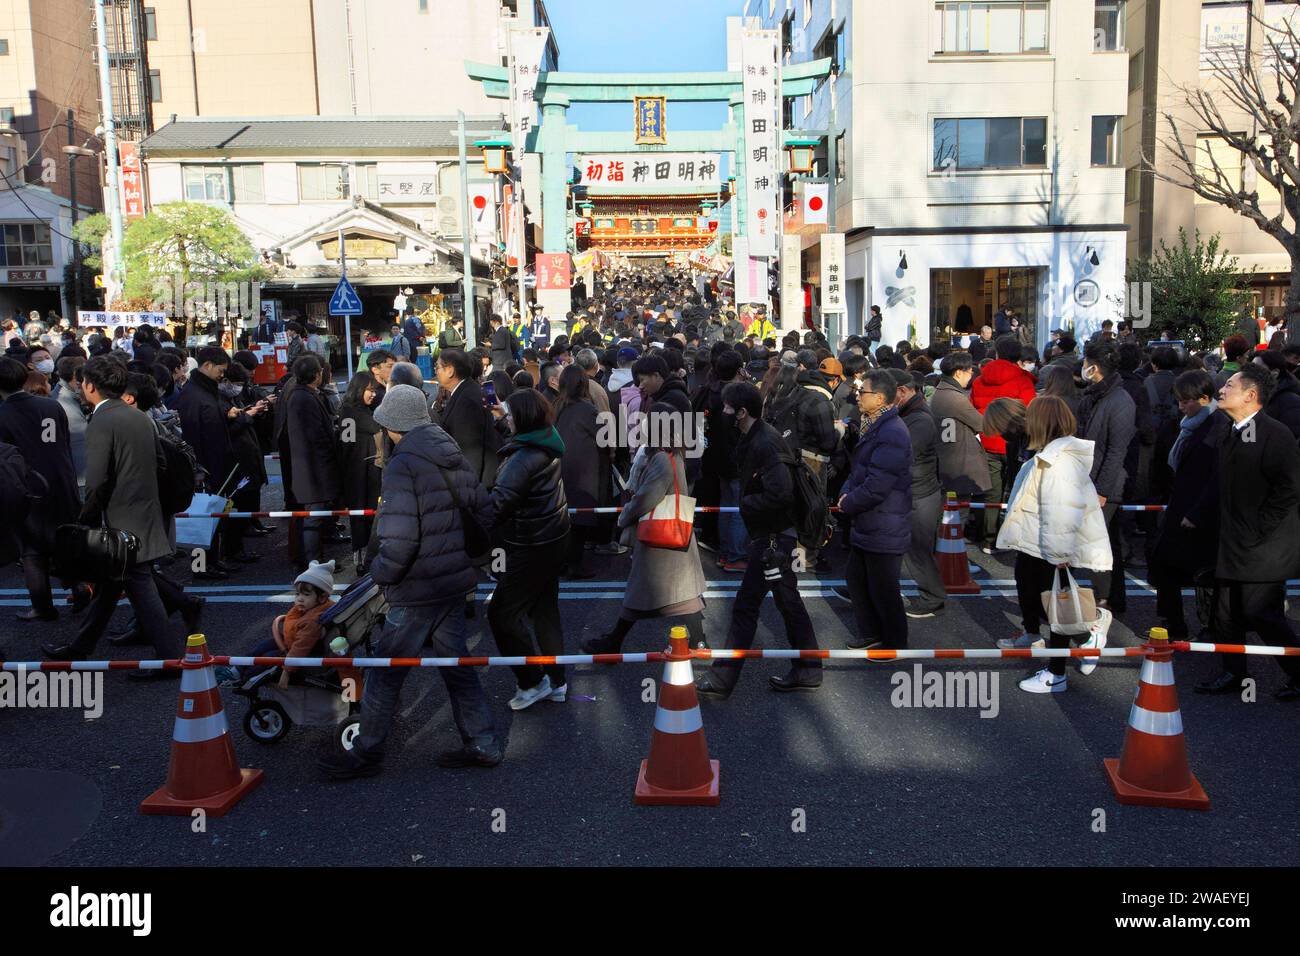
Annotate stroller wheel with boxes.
[243,700,290,744]
[335,714,363,754]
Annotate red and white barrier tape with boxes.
[1175,641,1300,657]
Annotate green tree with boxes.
[1126,229,1253,351]
[119,201,267,338]
[71,213,109,272]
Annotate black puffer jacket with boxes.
[490,426,570,548]
[369,423,492,607]
[652,376,692,415]
[736,419,797,539]
[794,369,839,457]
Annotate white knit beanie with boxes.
[295,559,336,596]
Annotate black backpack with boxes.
[157,430,200,517]
[790,457,831,550]
[766,392,804,458]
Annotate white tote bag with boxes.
[1041,567,1100,636]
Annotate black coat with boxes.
[1216,411,1300,581]
[555,399,605,527]
[736,419,797,538]
[699,378,739,481]
[175,372,233,493]
[1076,373,1136,500]
[435,378,499,487]
[1152,409,1230,574]
[0,391,80,535]
[489,326,513,370]
[285,384,340,504]
[793,369,839,457]
[222,391,266,490]
[897,392,941,501]
[337,399,383,510]
[490,430,569,547]
[1264,372,1300,440]
[369,423,493,607]
[651,376,692,415]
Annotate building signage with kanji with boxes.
[119,142,144,221]
[634,96,667,145]
[577,153,721,190]
[376,174,439,203]
[819,232,845,314]
[535,252,570,291]
[741,30,781,257]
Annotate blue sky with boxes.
[543,0,738,132]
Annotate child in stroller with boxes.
[229,563,388,750]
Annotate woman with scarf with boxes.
[338,371,384,572]
[1147,370,1230,641]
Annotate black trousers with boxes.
[1216,580,1300,682]
[488,537,567,691]
[1014,552,1078,676]
[20,538,74,614]
[299,500,331,570]
[846,548,908,649]
[711,534,821,687]
[903,492,945,611]
[1149,561,1195,639]
[1092,501,1125,610]
[72,562,176,659]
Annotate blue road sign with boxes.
[329,276,363,316]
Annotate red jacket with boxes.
[971,359,1037,454]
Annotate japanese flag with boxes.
[804,182,828,226]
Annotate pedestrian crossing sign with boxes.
[329,276,363,316]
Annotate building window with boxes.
[934,2,1049,56]
[0,39,9,55]
[1094,0,1125,51]
[1201,1,1249,71]
[933,116,1048,170]
[0,222,54,267]
[231,164,264,203]
[1125,165,1142,205]
[298,163,349,201]
[1091,116,1122,166]
[0,108,13,125]
[1127,49,1144,92]
[148,69,162,102]
[353,163,379,199]
[144,7,157,40]
[183,165,229,202]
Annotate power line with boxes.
[0,165,83,243]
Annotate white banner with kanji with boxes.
[578,153,721,190]
[741,30,781,257]
[819,233,845,314]
[509,25,549,155]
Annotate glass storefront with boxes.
[930,266,1043,344]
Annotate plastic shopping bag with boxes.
[174,493,229,549]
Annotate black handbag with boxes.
[434,465,492,561]
[54,521,140,583]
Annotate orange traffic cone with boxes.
[140,634,264,817]
[635,625,720,806]
[1103,628,1209,810]
[935,492,980,595]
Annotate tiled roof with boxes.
[142,116,507,153]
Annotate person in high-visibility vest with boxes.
[507,314,531,355]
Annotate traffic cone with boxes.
[635,625,720,806]
[935,492,980,595]
[1103,628,1209,810]
[140,634,264,817]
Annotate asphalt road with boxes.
[3,508,1299,867]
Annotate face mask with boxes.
[219,382,241,399]
[36,360,54,374]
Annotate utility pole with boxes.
[93,0,125,292]
[67,109,81,313]
[339,227,353,381]
[458,111,476,351]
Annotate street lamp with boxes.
[476,138,511,175]
[785,137,820,175]
[62,143,99,313]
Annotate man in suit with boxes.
[1196,363,1300,700]
[254,310,285,343]
[175,346,239,577]
[285,354,341,572]
[487,313,514,372]
[433,348,498,488]
[0,357,88,620]
[42,356,179,676]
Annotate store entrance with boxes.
[930,267,1042,346]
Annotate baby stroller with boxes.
[237,574,388,753]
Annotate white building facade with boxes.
[749,0,1130,350]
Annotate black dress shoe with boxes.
[108,628,151,647]
[845,637,886,651]
[769,672,822,692]
[1274,680,1300,702]
[16,608,58,622]
[580,634,622,655]
[246,525,273,537]
[127,668,182,682]
[227,552,260,565]
[694,671,733,700]
[319,749,383,780]
[41,643,83,661]
[1195,671,1245,695]
[437,745,503,769]
[181,597,205,635]
[194,567,229,581]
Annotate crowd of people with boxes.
[3,275,1300,780]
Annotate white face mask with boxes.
[36,359,54,374]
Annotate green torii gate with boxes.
[465,57,832,312]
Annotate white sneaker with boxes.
[1019,668,1067,694]
[997,631,1046,650]
[1078,607,1112,676]
[508,676,553,711]
[548,682,567,703]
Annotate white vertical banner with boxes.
[820,233,845,314]
[508,24,549,155]
[733,236,753,303]
[780,233,803,332]
[741,29,781,258]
